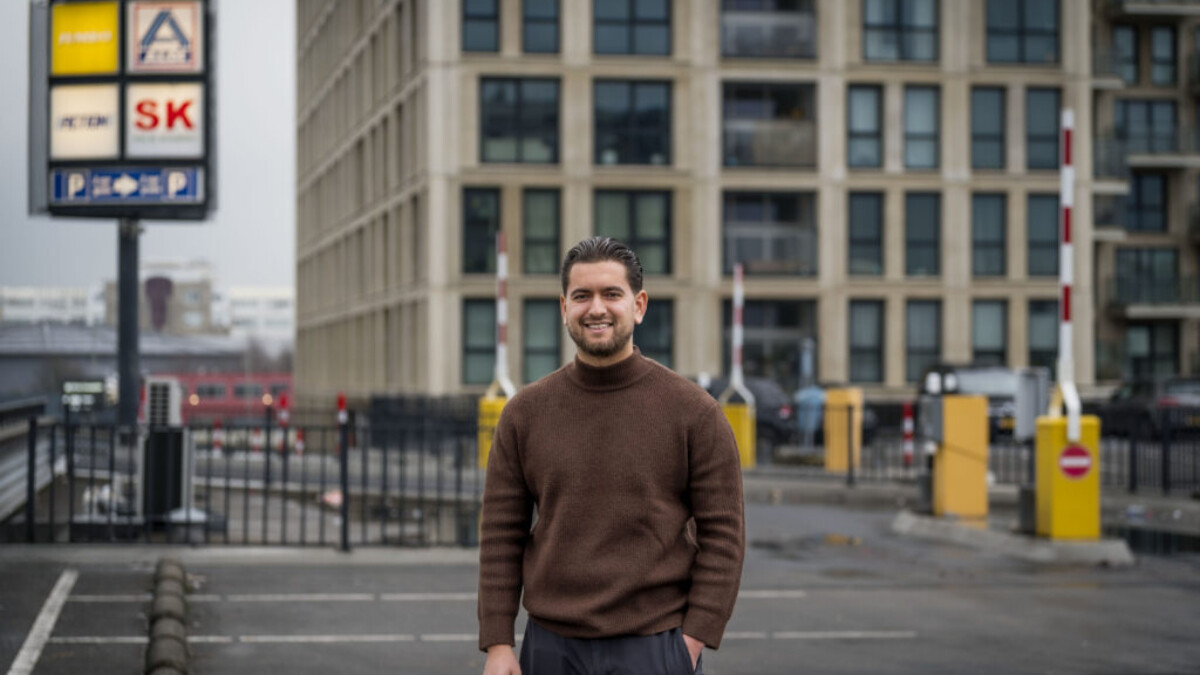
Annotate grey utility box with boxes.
[1014,367,1050,443]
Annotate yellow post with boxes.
[932,395,989,520]
[1035,415,1101,539]
[477,396,507,468]
[722,403,756,469]
[823,388,862,474]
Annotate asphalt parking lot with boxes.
[3,501,1200,675]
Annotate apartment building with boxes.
[294,0,1200,408]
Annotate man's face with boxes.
[560,260,647,367]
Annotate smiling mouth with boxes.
[584,322,612,333]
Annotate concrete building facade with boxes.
[295,0,1200,408]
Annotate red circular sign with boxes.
[1059,445,1092,479]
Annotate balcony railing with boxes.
[723,118,817,168]
[1093,138,1131,179]
[721,10,817,59]
[723,227,818,277]
[1093,195,1128,229]
[1095,129,1200,174]
[1107,275,1200,306]
[1092,48,1130,83]
[1106,0,1200,16]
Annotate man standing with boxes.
[478,237,745,675]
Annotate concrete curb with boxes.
[891,510,1136,567]
[146,556,190,675]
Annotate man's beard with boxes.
[567,319,633,360]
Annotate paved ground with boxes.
[3,499,1200,675]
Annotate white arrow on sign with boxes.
[114,174,139,197]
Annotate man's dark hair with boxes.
[560,237,644,294]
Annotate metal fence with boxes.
[6,397,483,548]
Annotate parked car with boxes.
[698,377,795,459]
[918,364,1020,439]
[1105,377,1200,437]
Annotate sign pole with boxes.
[117,217,141,432]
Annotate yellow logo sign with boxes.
[51,1,119,76]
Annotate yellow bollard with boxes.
[932,395,989,520]
[1035,415,1101,540]
[823,388,862,474]
[722,403,756,469]
[477,396,507,468]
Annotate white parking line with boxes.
[737,590,807,599]
[239,635,417,644]
[225,593,377,602]
[46,637,148,645]
[68,594,151,603]
[379,592,478,602]
[770,631,918,640]
[7,569,78,675]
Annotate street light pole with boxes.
[117,218,141,432]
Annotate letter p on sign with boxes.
[167,171,187,197]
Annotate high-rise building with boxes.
[295,0,1200,408]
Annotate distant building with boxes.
[290,1,1196,406]
[103,260,225,336]
[218,286,295,344]
[0,286,103,325]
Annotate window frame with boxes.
[905,192,940,277]
[1127,173,1167,233]
[1027,299,1058,376]
[970,86,1005,170]
[463,187,501,275]
[479,77,560,164]
[722,81,817,168]
[720,0,818,60]
[1027,194,1059,277]
[1025,87,1060,170]
[523,0,560,54]
[848,192,884,276]
[848,84,883,169]
[1150,26,1176,86]
[971,299,1008,366]
[905,300,941,383]
[972,193,1007,278]
[593,0,672,56]
[849,299,885,384]
[593,189,673,275]
[522,298,561,383]
[1113,25,1138,84]
[862,0,939,63]
[462,299,497,385]
[638,297,674,368]
[721,191,818,277]
[904,85,940,169]
[594,79,672,166]
[522,188,561,275]
[462,0,500,53]
[985,0,1059,65]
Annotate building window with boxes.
[524,0,559,53]
[849,192,883,276]
[863,0,938,62]
[722,192,817,276]
[1125,322,1178,380]
[1028,300,1058,375]
[234,383,264,399]
[463,299,496,385]
[848,85,882,168]
[595,80,671,165]
[986,0,1058,64]
[849,300,884,383]
[972,300,1007,366]
[905,86,939,169]
[972,193,1006,277]
[722,299,817,392]
[905,193,940,276]
[523,189,560,274]
[1026,88,1060,170]
[723,82,816,168]
[1150,27,1175,86]
[639,298,673,368]
[463,0,499,52]
[195,384,226,399]
[971,87,1005,169]
[594,0,670,56]
[481,78,559,163]
[1027,194,1058,277]
[463,188,500,274]
[906,300,940,382]
[1116,248,1179,304]
[594,190,671,274]
[1113,26,1137,84]
[1116,99,1177,154]
[523,299,560,383]
[1127,173,1166,233]
[720,0,816,59]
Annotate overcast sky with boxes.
[0,0,296,289]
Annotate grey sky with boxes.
[0,0,296,289]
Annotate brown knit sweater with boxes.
[477,349,745,652]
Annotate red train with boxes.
[162,372,293,425]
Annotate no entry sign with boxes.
[1059,445,1092,479]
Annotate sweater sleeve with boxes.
[477,404,534,652]
[681,401,745,649]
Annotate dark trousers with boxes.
[519,620,702,675]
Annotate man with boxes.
[478,237,745,675]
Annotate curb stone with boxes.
[146,556,190,675]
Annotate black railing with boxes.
[5,398,483,547]
[1107,275,1200,306]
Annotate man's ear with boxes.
[560,295,567,325]
[634,290,648,325]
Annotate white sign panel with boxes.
[128,1,203,73]
[50,84,119,160]
[125,82,204,158]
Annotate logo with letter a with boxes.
[140,10,190,63]
[131,3,202,72]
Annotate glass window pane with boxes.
[595,1,629,20]
[635,194,667,237]
[634,25,670,54]
[973,302,1005,350]
[524,301,559,349]
[595,25,629,53]
[636,0,668,20]
[525,0,557,19]
[849,88,880,132]
[595,193,630,239]
[464,21,497,52]
[988,35,1019,62]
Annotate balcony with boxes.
[1107,275,1200,319]
[724,228,818,277]
[721,8,816,59]
[1096,129,1200,171]
[1105,0,1200,17]
[1091,48,1129,89]
[723,118,816,168]
[1093,195,1129,243]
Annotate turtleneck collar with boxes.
[565,347,655,392]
